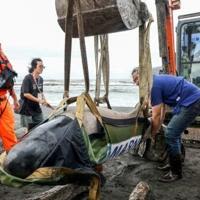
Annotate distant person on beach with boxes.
[0,43,19,152]
[19,58,51,131]
[132,67,200,183]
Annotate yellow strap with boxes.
[138,15,153,119]
[84,93,103,125]
[75,93,103,127]
[0,152,7,167]
[47,96,77,120]
[75,94,86,126]
[26,167,76,180]
[88,176,100,200]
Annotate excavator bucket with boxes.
[55,0,150,37]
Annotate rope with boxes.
[74,0,90,93]
[94,35,111,109]
[18,96,77,141]
[64,0,74,98]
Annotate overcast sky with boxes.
[0,0,199,80]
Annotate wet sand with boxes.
[0,147,200,200]
[0,107,200,199]
[102,148,200,200]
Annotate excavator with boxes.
[0,0,200,199]
[177,12,200,87]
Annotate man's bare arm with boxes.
[151,103,165,137]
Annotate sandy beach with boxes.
[0,107,200,200]
[1,147,200,200]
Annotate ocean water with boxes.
[14,79,139,108]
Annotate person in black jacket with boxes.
[20,58,49,130]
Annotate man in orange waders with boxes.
[0,43,19,152]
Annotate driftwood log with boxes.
[129,181,150,200]
[55,0,150,37]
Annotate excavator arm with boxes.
[155,0,180,75]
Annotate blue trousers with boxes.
[165,98,200,156]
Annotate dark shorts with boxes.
[20,113,44,128]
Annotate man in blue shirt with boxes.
[132,68,200,182]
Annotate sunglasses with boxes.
[38,65,45,69]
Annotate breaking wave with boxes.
[14,79,139,107]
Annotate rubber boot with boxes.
[157,156,170,171]
[159,154,182,183]
[158,144,185,172]
[157,163,170,171]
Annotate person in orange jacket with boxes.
[0,43,20,152]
